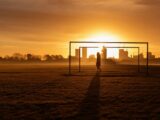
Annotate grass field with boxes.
[0,64,160,120]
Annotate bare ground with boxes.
[0,64,160,120]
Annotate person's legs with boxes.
[99,66,101,72]
[96,67,99,71]
[97,66,101,72]
[99,67,101,72]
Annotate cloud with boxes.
[136,0,160,6]
[47,0,137,11]
[47,0,75,5]
[0,0,138,14]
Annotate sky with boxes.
[0,0,160,57]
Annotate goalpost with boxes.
[69,41,149,75]
[78,46,140,73]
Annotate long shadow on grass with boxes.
[75,72,100,120]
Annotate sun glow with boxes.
[84,32,119,42]
[83,32,121,58]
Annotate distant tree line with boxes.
[0,53,66,63]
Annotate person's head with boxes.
[97,52,100,56]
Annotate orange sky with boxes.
[0,0,160,57]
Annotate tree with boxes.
[13,53,25,61]
[0,56,2,61]
[44,55,53,62]
[26,54,41,62]
[26,54,33,61]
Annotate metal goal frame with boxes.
[69,41,149,75]
[78,46,140,73]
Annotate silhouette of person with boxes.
[96,52,101,71]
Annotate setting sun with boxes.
[81,32,121,58]
[83,32,120,42]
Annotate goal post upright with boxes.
[138,47,140,72]
[79,47,81,72]
[69,42,71,75]
[147,42,149,75]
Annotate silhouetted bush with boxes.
[0,53,66,63]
